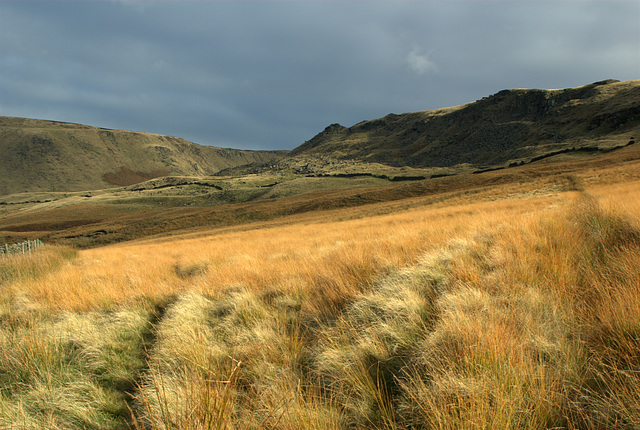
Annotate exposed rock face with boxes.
[291,79,640,169]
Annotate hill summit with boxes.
[291,79,639,169]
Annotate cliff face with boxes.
[0,117,286,195]
[291,79,640,168]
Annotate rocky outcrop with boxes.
[290,79,640,170]
[292,123,347,155]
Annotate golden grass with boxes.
[7,191,561,312]
[2,174,640,429]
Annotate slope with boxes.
[0,117,286,195]
[290,79,639,170]
[2,138,639,248]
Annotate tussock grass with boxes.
[133,289,343,429]
[0,304,154,429]
[313,264,441,428]
[2,179,640,428]
[398,285,580,429]
[562,195,640,429]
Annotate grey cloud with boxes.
[406,47,438,76]
[0,1,638,150]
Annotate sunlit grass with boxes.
[1,176,640,429]
[9,194,557,312]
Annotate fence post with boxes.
[0,240,44,257]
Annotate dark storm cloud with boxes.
[0,1,638,150]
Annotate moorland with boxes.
[1,79,640,429]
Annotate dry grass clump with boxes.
[415,189,640,430]
[0,302,154,429]
[398,285,580,429]
[309,224,580,429]
[54,305,154,392]
[0,244,76,285]
[313,264,441,428]
[133,289,343,429]
[303,186,640,430]
[562,195,640,429]
[7,195,545,312]
[1,246,155,430]
[9,217,356,310]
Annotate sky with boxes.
[1,1,638,151]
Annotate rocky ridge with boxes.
[291,79,639,170]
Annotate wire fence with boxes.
[0,239,44,257]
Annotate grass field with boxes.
[1,146,640,428]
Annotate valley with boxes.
[1,80,640,429]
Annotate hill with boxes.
[2,130,640,429]
[0,117,286,195]
[290,79,639,170]
[3,80,638,197]
[2,138,639,248]
[2,81,640,430]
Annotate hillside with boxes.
[291,79,639,170]
[3,80,638,197]
[2,81,640,429]
[2,140,640,429]
[0,117,285,195]
[2,139,639,249]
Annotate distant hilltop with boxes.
[0,117,286,196]
[1,79,638,196]
[292,79,639,169]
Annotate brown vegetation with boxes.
[1,80,639,428]
[1,141,640,428]
[103,167,170,187]
[2,138,640,249]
